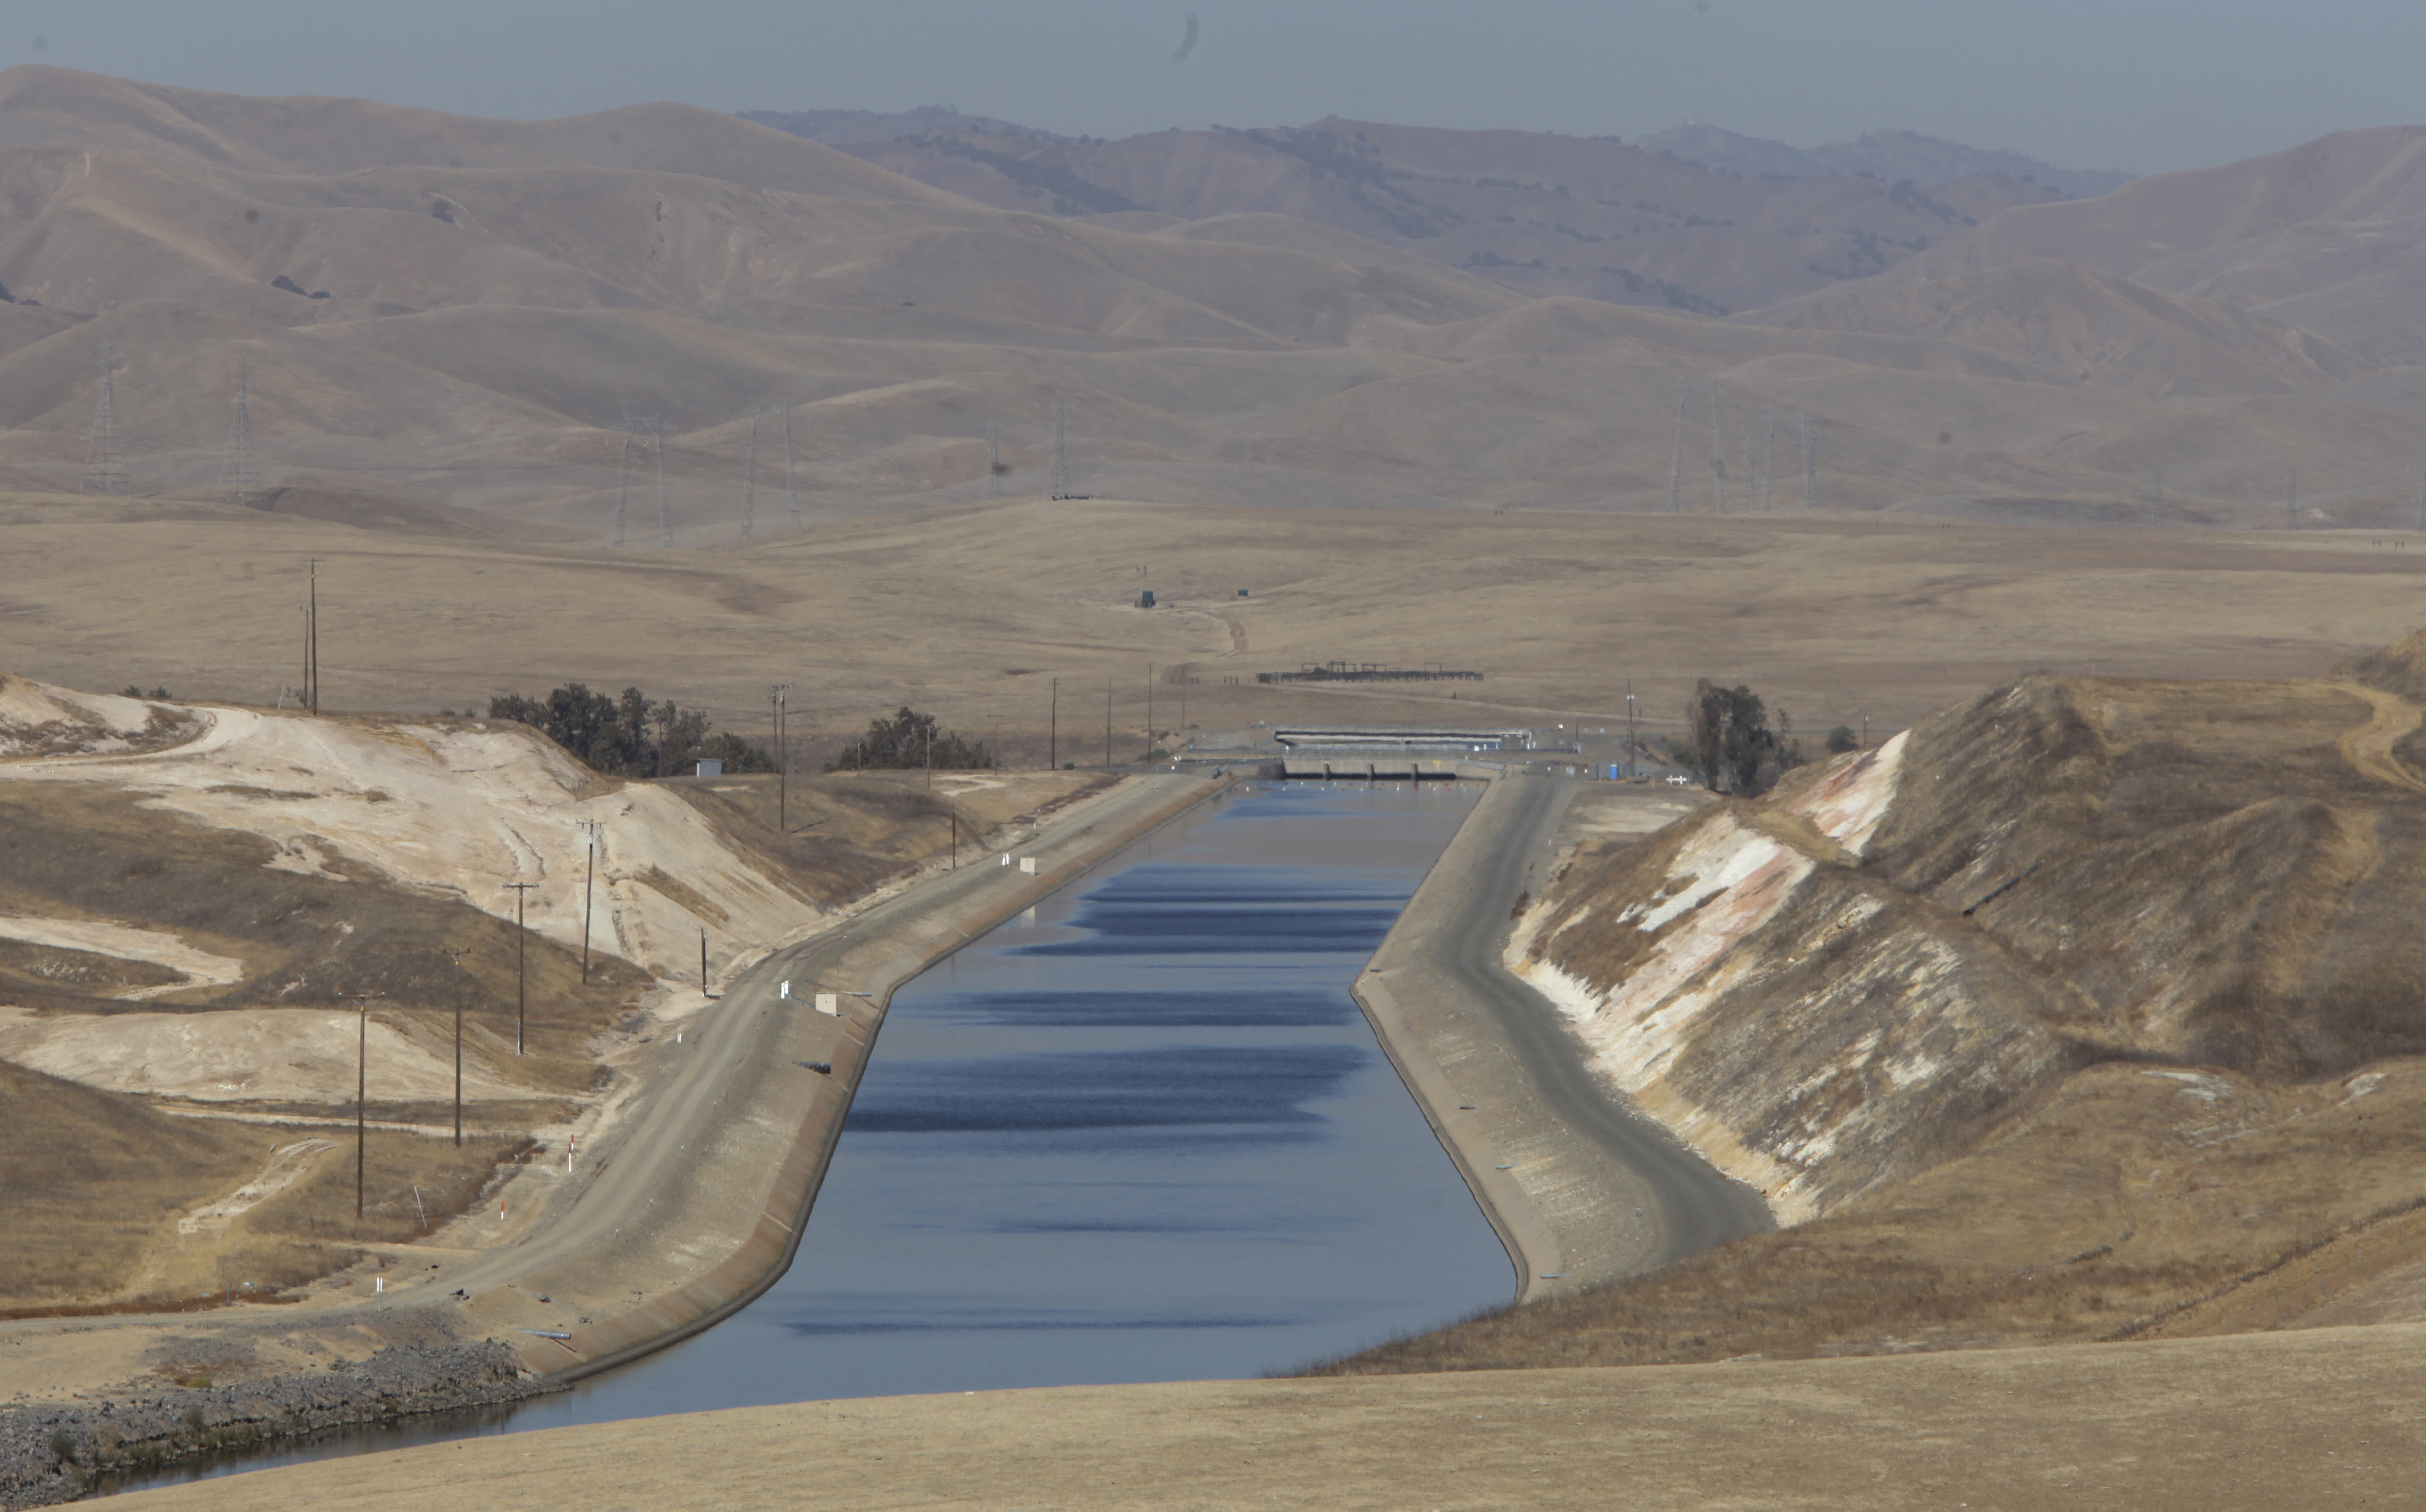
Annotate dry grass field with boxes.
[5,491,2423,761]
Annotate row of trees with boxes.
[488,685,772,777]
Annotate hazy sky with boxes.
[13,1,2424,175]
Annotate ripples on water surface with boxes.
[124,782,1510,1483]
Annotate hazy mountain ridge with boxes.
[4,66,2426,539]
[830,116,2061,315]
[1635,124,2132,201]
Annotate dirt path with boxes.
[2330,682,2426,794]
[173,1141,338,1238]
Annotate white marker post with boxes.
[780,980,793,1000]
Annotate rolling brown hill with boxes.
[1,66,2424,535]
[1841,125,2426,367]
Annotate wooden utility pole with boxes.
[504,882,537,1054]
[950,810,958,870]
[1049,677,1057,771]
[579,824,598,986]
[1104,684,1112,767]
[700,926,711,996]
[1146,664,1154,761]
[770,684,791,830]
[443,949,469,1147]
[348,991,383,1219]
[302,557,325,715]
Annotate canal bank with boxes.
[1,772,1232,1506]
[1352,773,1772,1302]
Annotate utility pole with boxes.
[1050,398,1068,498]
[739,407,759,541]
[1708,381,1725,514]
[1626,682,1637,778]
[223,355,258,510]
[782,404,801,528]
[613,418,633,547]
[1049,676,1058,771]
[771,683,791,830]
[302,557,324,716]
[950,809,958,869]
[1667,381,1685,513]
[348,991,384,1220]
[701,927,711,997]
[924,720,932,789]
[985,422,1002,498]
[444,949,469,1147]
[1802,414,1817,510]
[579,824,599,987]
[504,882,537,1054]
[83,343,128,496]
[1146,664,1154,760]
[1104,684,1112,767]
[1861,710,1869,749]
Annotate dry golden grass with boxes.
[7,494,2426,765]
[1314,1059,2426,1374]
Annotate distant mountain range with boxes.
[743,112,2089,317]
[1632,125,2132,201]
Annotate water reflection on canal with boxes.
[119,781,1511,1485]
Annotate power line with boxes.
[221,355,258,510]
[82,343,128,496]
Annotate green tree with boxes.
[488,684,769,777]
[1685,678,1800,795]
[1825,725,1859,755]
[826,706,993,771]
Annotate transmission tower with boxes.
[221,355,259,508]
[1707,381,1725,513]
[1761,411,1778,512]
[782,404,801,527]
[1667,381,1685,512]
[654,419,671,548]
[1744,421,1758,515]
[1048,398,1068,497]
[612,417,634,547]
[739,407,759,541]
[985,422,1003,498]
[82,343,128,496]
[1801,413,1817,510]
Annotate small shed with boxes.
[695,757,724,778]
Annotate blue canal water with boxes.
[109,781,1510,1489]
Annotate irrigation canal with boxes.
[119,780,1515,1488]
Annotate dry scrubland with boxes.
[1321,632,2426,1375]
[7,492,2426,759]
[0,674,1103,1315]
